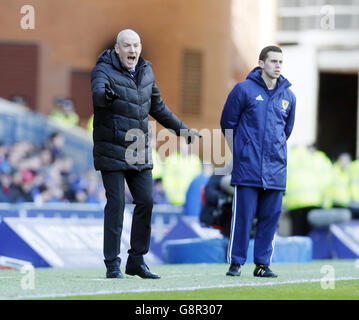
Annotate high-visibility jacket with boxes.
[349,159,359,202]
[329,161,350,207]
[50,109,80,127]
[311,150,333,208]
[87,114,94,133]
[284,147,328,210]
[162,151,202,205]
[151,148,164,180]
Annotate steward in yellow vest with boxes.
[50,98,79,127]
[330,153,351,208]
[284,146,332,235]
[162,147,202,205]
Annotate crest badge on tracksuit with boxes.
[282,99,289,110]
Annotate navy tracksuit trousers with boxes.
[227,186,283,266]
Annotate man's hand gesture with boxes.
[105,83,120,103]
[182,129,202,144]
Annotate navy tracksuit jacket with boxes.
[220,67,296,265]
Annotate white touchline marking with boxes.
[3,276,359,300]
[70,278,112,281]
[68,273,216,281]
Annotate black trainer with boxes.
[253,264,278,278]
[226,263,241,276]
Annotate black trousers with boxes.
[101,169,154,268]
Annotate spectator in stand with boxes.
[183,163,213,216]
[349,157,359,218]
[329,153,351,208]
[0,173,14,202]
[0,143,11,174]
[162,141,202,206]
[153,178,169,205]
[85,179,102,203]
[50,97,80,127]
[199,173,233,238]
[11,95,28,108]
[44,132,66,160]
[284,145,332,236]
[10,169,36,203]
[87,114,94,134]
[34,184,52,205]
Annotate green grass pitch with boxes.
[1,260,359,300]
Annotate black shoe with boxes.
[106,268,123,279]
[105,258,123,279]
[253,264,278,278]
[125,264,160,279]
[226,263,241,276]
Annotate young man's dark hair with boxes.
[259,45,282,62]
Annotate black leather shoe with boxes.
[226,263,241,276]
[125,264,160,279]
[105,258,123,279]
[106,268,123,279]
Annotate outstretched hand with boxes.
[105,83,119,103]
[183,129,202,144]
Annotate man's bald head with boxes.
[115,29,142,70]
[116,29,141,45]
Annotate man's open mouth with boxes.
[128,56,136,61]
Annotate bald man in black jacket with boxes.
[91,29,200,279]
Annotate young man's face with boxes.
[259,51,283,79]
[115,32,142,70]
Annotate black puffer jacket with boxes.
[91,49,187,171]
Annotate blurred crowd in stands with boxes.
[0,132,105,205]
[3,97,359,238]
[0,129,208,210]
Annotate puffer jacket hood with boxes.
[96,49,117,67]
[220,67,296,190]
[95,49,149,72]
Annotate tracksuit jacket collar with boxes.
[246,67,291,97]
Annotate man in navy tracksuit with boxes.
[220,46,296,277]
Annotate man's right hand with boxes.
[182,129,202,144]
[105,83,119,103]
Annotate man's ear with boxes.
[114,43,120,54]
[258,60,264,68]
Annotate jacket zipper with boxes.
[260,93,270,189]
[125,66,145,123]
